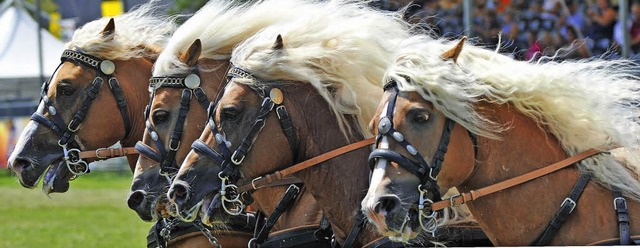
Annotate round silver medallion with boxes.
[392,132,404,142]
[48,106,57,115]
[150,131,159,141]
[184,74,201,89]
[100,60,116,75]
[215,133,224,145]
[270,88,284,104]
[378,117,392,134]
[407,145,418,156]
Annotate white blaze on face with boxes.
[364,102,391,206]
[8,101,45,163]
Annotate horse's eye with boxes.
[413,112,430,124]
[221,106,240,121]
[152,110,169,124]
[57,85,76,96]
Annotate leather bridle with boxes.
[367,81,476,236]
[31,49,134,177]
[134,71,212,178]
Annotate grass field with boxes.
[0,171,153,248]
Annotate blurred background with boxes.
[0,0,638,247]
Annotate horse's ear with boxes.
[179,39,202,67]
[101,18,115,38]
[273,34,284,50]
[440,36,467,63]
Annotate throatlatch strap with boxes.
[613,188,631,245]
[342,211,367,248]
[532,173,590,245]
[253,184,300,245]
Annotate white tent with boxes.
[0,1,65,101]
[0,4,65,79]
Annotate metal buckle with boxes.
[614,197,627,210]
[428,167,438,181]
[169,140,180,152]
[275,105,286,119]
[95,147,108,158]
[561,198,577,213]
[251,176,263,190]
[231,150,245,165]
[449,194,462,207]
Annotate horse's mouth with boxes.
[42,159,73,194]
[175,199,204,222]
[385,207,420,243]
[200,193,228,227]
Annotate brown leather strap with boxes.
[79,147,138,159]
[238,137,375,193]
[587,235,640,245]
[431,148,603,211]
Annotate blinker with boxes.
[100,60,116,75]
[378,117,392,134]
[184,74,201,89]
[270,88,284,104]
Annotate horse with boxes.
[362,34,640,245]
[7,3,173,194]
[167,2,487,246]
[128,0,339,247]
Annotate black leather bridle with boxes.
[190,66,299,215]
[368,81,476,236]
[31,49,131,176]
[134,71,212,178]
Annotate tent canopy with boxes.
[0,4,65,79]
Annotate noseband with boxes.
[134,71,212,178]
[190,66,299,215]
[31,50,132,177]
[368,81,476,236]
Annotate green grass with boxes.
[0,171,154,248]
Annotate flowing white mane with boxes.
[389,35,640,199]
[153,0,332,77]
[230,0,411,138]
[65,3,176,60]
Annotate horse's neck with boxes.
[460,103,640,245]
[251,185,323,231]
[288,89,379,245]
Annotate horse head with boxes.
[8,17,161,193]
[362,37,478,242]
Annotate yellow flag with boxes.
[101,1,123,17]
[48,12,61,38]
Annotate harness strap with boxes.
[135,141,162,163]
[159,89,192,176]
[237,137,375,193]
[431,148,602,211]
[532,173,591,245]
[341,211,367,248]
[613,188,631,245]
[107,77,132,138]
[275,105,298,162]
[362,237,404,248]
[79,147,138,159]
[314,215,333,241]
[252,184,300,246]
[259,226,331,248]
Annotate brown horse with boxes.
[7,4,173,194]
[169,2,487,246]
[129,0,340,247]
[362,35,640,245]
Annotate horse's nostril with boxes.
[9,158,32,174]
[376,195,402,216]
[127,190,146,210]
[168,183,190,206]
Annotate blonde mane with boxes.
[389,35,640,199]
[65,2,176,60]
[230,0,412,138]
[153,0,336,77]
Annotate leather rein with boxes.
[31,49,137,177]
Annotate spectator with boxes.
[558,25,592,59]
[586,0,618,54]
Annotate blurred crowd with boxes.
[376,0,640,60]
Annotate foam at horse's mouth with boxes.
[42,159,71,194]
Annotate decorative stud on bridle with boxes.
[190,66,298,215]
[31,50,131,177]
